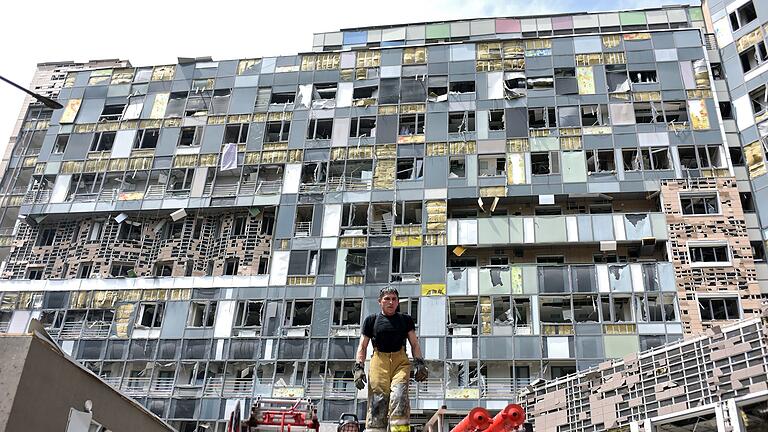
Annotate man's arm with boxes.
[406,330,423,359]
[355,334,370,364]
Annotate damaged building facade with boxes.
[0,2,767,431]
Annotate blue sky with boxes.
[0,0,699,156]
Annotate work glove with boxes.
[353,362,367,390]
[413,358,428,382]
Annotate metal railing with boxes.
[481,378,532,398]
[59,321,84,339]
[22,189,51,205]
[294,221,312,237]
[203,376,225,397]
[327,177,372,192]
[256,180,282,195]
[100,376,121,389]
[70,192,99,203]
[81,321,111,338]
[223,378,254,397]
[211,183,239,197]
[150,377,175,397]
[145,184,166,200]
[0,321,10,333]
[323,378,357,398]
[121,377,151,396]
[703,33,718,50]
[299,182,327,193]
[369,220,393,235]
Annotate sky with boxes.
[0,0,696,156]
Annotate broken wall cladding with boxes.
[2,210,272,279]
[521,311,768,432]
[660,178,765,334]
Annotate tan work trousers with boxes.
[366,348,411,432]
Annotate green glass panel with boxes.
[620,11,647,26]
[426,23,450,39]
[688,7,703,21]
[604,335,639,358]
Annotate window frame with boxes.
[688,242,731,267]
[679,192,720,216]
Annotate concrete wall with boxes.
[0,334,173,432]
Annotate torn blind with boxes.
[744,140,767,178]
[123,98,144,120]
[59,99,82,124]
[576,67,595,95]
[506,153,526,185]
[687,100,709,130]
[221,143,238,171]
[150,93,170,119]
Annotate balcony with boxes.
[149,377,175,397]
[447,213,668,246]
[59,321,85,339]
[22,189,51,205]
[446,262,676,295]
[481,377,532,398]
[121,377,151,396]
[81,321,111,338]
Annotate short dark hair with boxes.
[378,287,399,300]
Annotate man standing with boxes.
[354,287,428,432]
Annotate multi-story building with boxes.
[0,3,766,431]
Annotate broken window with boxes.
[133,129,159,149]
[573,296,599,322]
[606,64,629,93]
[539,297,571,323]
[394,201,422,225]
[168,168,194,192]
[333,299,362,326]
[611,296,632,322]
[306,119,333,140]
[178,126,202,147]
[153,261,173,277]
[586,149,616,174]
[188,301,217,327]
[680,194,719,215]
[35,228,56,246]
[353,85,378,103]
[398,114,425,136]
[622,147,669,171]
[270,91,296,105]
[224,123,249,144]
[504,72,527,99]
[391,248,421,282]
[396,157,424,180]
[629,70,658,84]
[428,76,448,101]
[224,258,239,276]
[313,83,337,100]
[341,203,368,230]
[678,145,725,170]
[288,250,319,276]
[109,262,134,278]
[580,105,608,126]
[729,1,757,30]
[478,155,506,176]
[699,297,740,320]
[528,107,556,128]
[165,92,187,117]
[232,216,247,237]
[749,85,767,116]
[527,76,554,90]
[449,298,478,334]
[117,222,142,241]
[689,244,729,263]
[294,206,314,237]
[740,42,768,73]
[285,300,313,327]
[634,102,661,123]
[448,111,475,133]
[138,302,165,327]
[90,131,116,152]
[53,134,69,154]
[554,68,577,95]
[99,104,125,122]
[449,156,466,178]
[265,120,290,142]
[531,151,559,175]
[235,300,263,327]
[349,116,376,138]
[662,101,689,124]
[450,81,475,94]
[488,110,505,131]
[752,240,766,262]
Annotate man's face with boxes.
[379,293,399,316]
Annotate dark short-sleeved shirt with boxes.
[362,312,415,353]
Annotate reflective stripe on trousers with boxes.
[366,348,411,432]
